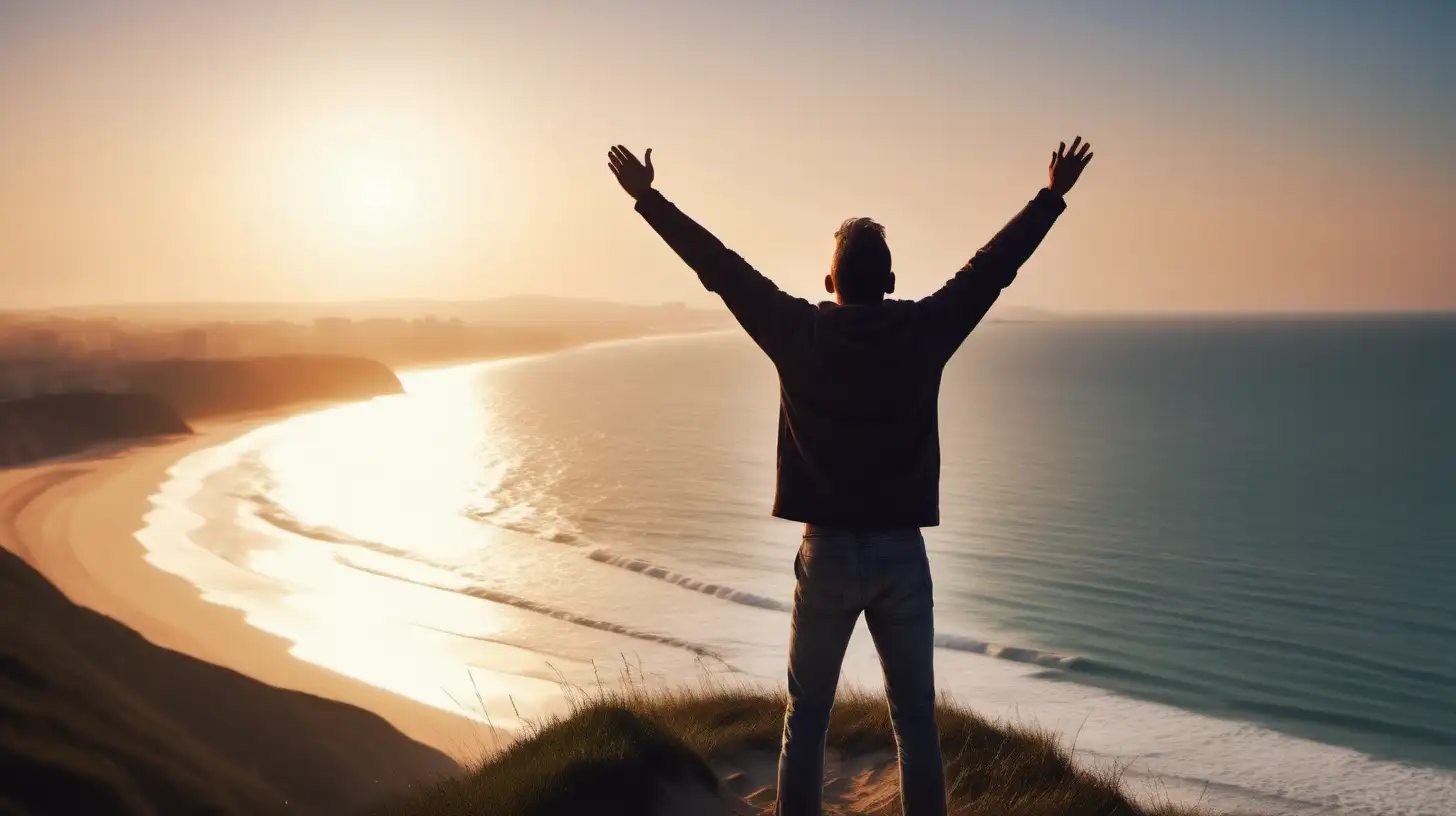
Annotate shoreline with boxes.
[0,332,726,764]
[0,404,496,764]
[391,327,736,378]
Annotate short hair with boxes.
[831,217,892,302]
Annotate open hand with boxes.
[1048,136,1093,196]
[608,145,655,200]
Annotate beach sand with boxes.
[0,414,495,766]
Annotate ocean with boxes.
[138,316,1456,815]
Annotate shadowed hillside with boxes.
[0,392,191,467]
[0,533,455,815]
[0,356,405,467]
[122,355,403,418]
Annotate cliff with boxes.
[122,355,403,418]
[0,392,192,467]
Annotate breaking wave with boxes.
[252,489,1086,672]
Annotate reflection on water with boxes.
[139,356,774,728]
[264,365,502,555]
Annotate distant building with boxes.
[201,323,242,358]
[71,323,119,354]
[111,332,179,361]
[0,366,34,400]
[23,329,62,358]
[179,328,209,359]
[0,356,128,399]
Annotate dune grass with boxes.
[379,668,1208,816]
[374,703,718,816]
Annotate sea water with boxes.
[138,316,1456,814]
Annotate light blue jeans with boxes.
[775,526,945,816]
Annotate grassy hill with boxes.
[377,682,1205,816]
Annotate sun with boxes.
[273,111,450,257]
[353,173,400,216]
[315,143,424,238]
[264,102,497,282]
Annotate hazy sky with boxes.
[1,0,1452,312]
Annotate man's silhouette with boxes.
[609,137,1092,816]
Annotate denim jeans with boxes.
[775,526,945,816]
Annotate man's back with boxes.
[629,184,1067,527]
[771,299,948,527]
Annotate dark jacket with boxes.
[635,188,1066,527]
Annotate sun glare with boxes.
[272,108,465,260]
[315,143,423,236]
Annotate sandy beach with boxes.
[0,411,494,765]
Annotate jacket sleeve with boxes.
[917,188,1066,359]
[635,190,813,359]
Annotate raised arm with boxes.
[918,136,1093,358]
[608,145,812,359]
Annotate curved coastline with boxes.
[10,330,1455,815]
[0,336,720,777]
[0,406,494,765]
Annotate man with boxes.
[608,137,1092,816]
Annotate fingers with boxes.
[644,147,653,171]
[1055,136,1092,164]
[1083,151,1093,166]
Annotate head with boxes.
[826,217,894,304]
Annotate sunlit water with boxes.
[138,318,1456,815]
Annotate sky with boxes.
[0,0,1452,313]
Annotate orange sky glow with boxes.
[1,1,1452,313]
